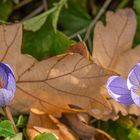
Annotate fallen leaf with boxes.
[5,133,23,140]
[114,45,140,76]
[64,114,114,140]
[0,24,114,119]
[92,8,140,119]
[95,128,115,140]
[77,113,90,124]
[67,42,89,58]
[93,8,136,73]
[64,113,96,140]
[27,111,79,140]
[33,132,58,140]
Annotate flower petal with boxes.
[0,88,14,106]
[107,76,133,105]
[0,64,8,87]
[131,87,140,107]
[127,63,140,90]
[0,63,16,93]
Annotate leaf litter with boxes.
[0,23,115,139]
[93,8,140,120]
[1,7,140,140]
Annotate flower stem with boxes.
[2,106,18,133]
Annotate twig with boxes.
[77,34,83,42]
[69,0,111,39]
[69,27,87,39]
[2,106,18,133]
[84,0,111,41]
[95,128,115,140]
[87,37,92,53]
[116,0,129,10]
[14,0,33,10]
[77,34,88,52]
[42,0,48,11]
[22,5,44,21]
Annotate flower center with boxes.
[0,83,2,88]
[137,89,140,96]
[0,78,4,88]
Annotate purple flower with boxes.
[107,62,140,107]
[0,62,16,106]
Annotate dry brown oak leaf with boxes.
[93,8,136,76]
[64,114,114,140]
[92,8,140,118]
[0,24,114,119]
[27,112,79,140]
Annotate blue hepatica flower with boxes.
[107,62,140,107]
[0,62,16,106]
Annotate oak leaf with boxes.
[92,8,140,119]
[27,112,79,140]
[0,24,114,119]
[64,113,96,140]
[93,8,136,73]
[64,113,114,140]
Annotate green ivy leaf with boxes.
[134,0,140,14]
[22,19,74,60]
[16,115,27,128]
[117,116,133,130]
[0,0,13,21]
[23,0,67,32]
[23,7,56,32]
[94,116,134,140]
[22,0,74,60]
[128,128,140,140]
[0,120,16,138]
[52,0,67,32]
[5,133,23,140]
[133,0,140,46]
[34,132,58,140]
[59,0,91,35]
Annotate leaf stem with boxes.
[42,0,48,11]
[22,5,44,21]
[69,27,87,39]
[14,0,33,10]
[84,0,112,41]
[69,0,111,39]
[95,128,115,140]
[2,106,18,133]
